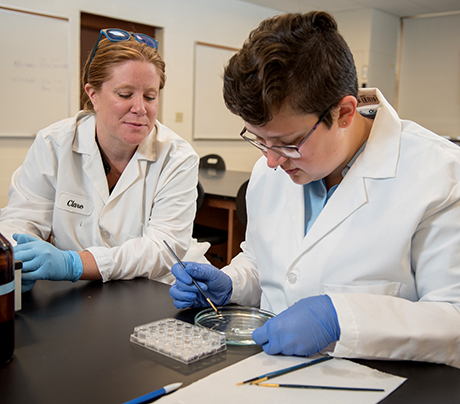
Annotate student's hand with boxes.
[169,262,232,309]
[13,234,83,289]
[252,295,340,356]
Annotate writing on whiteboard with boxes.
[0,7,70,137]
[13,58,68,70]
[10,58,68,93]
[11,57,68,94]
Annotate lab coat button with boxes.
[101,230,110,238]
[287,273,297,284]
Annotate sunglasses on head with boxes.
[86,28,159,82]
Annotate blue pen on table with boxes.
[163,240,219,313]
[122,382,182,404]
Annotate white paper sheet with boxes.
[158,353,406,404]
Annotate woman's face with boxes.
[244,103,354,186]
[85,60,160,150]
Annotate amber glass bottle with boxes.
[0,232,14,366]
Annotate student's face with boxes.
[85,60,160,149]
[244,104,351,186]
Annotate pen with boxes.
[163,240,219,313]
[237,356,332,385]
[256,383,384,392]
[122,382,183,404]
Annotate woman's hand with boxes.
[13,234,83,291]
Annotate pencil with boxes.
[236,356,332,385]
[256,383,385,392]
[163,240,218,313]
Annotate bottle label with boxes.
[0,280,15,296]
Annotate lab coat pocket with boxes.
[324,282,401,297]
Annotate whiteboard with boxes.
[0,7,70,137]
[397,13,460,139]
[193,42,243,140]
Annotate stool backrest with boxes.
[199,154,226,171]
[236,179,249,227]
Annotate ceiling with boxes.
[240,0,460,17]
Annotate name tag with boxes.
[57,192,94,216]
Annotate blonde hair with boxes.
[82,36,166,112]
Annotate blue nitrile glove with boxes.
[13,234,84,291]
[252,295,340,356]
[21,279,36,293]
[169,262,232,309]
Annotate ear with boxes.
[85,83,99,112]
[336,95,358,129]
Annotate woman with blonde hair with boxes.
[1,29,206,291]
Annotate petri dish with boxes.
[194,306,275,345]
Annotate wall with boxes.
[397,12,460,138]
[368,9,399,104]
[333,8,400,104]
[0,0,276,207]
[0,1,402,208]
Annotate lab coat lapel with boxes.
[286,182,307,251]
[82,152,110,203]
[107,125,158,201]
[108,157,142,201]
[295,88,401,259]
[74,113,110,203]
[298,167,369,256]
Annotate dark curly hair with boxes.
[223,11,358,127]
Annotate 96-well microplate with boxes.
[130,318,226,364]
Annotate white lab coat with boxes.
[223,88,460,368]
[0,111,208,283]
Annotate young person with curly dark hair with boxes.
[170,12,460,368]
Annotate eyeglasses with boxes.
[86,28,159,82]
[239,107,332,159]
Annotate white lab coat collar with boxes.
[69,111,159,203]
[359,88,402,180]
[71,111,97,155]
[71,111,158,162]
[293,88,403,265]
[70,112,109,202]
